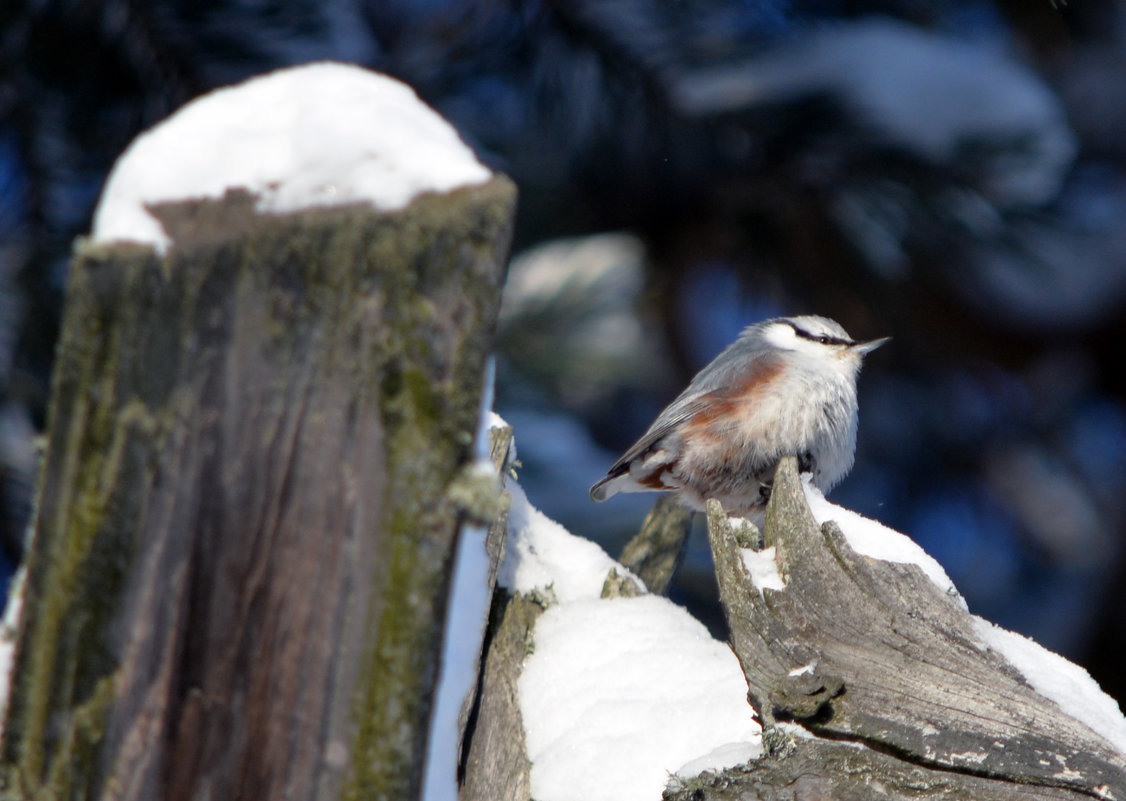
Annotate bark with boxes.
[665,739,1112,801]
[458,591,541,801]
[687,456,1126,800]
[457,420,541,801]
[616,494,692,595]
[0,178,517,801]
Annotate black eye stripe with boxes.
[788,322,853,347]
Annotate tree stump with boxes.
[0,178,516,801]
[681,456,1126,800]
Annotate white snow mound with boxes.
[802,476,961,602]
[91,62,492,254]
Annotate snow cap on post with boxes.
[91,62,493,255]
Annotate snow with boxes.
[498,450,760,801]
[972,617,1126,756]
[0,564,26,735]
[804,474,1126,758]
[676,741,763,780]
[741,546,786,594]
[802,476,962,602]
[497,480,630,603]
[519,597,761,801]
[482,424,1126,800]
[91,62,492,255]
[424,410,757,801]
[788,662,816,677]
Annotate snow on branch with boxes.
[701,456,1126,800]
[466,427,1126,801]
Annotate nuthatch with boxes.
[590,315,888,516]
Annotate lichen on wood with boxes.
[1,177,517,801]
[458,591,541,801]
[696,456,1126,800]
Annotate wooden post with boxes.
[1,178,516,801]
[678,456,1126,800]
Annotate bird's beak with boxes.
[852,336,890,355]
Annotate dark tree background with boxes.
[3,0,1126,712]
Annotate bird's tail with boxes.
[589,474,620,502]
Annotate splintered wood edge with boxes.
[459,592,541,801]
[706,457,1126,798]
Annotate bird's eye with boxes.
[816,335,832,344]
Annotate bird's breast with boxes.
[679,364,857,486]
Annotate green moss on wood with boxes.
[3,245,169,794]
[3,176,517,801]
[342,180,517,800]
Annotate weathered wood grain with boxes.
[617,494,693,595]
[458,591,541,801]
[700,456,1126,800]
[1,179,516,801]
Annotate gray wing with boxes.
[595,399,707,481]
[590,336,777,501]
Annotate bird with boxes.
[590,315,888,517]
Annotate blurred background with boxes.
[2,0,1126,708]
